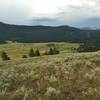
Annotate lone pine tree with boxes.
[1,51,10,61]
[29,48,35,57]
[48,48,54,55]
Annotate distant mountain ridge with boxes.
[0,22,100,43]
[82,27,100,30]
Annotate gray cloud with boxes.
[0,0,32,25]
[30,17,61,26]
[0,0,100,27]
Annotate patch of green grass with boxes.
[0,42,79,60]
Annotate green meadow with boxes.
[0,42,79,61]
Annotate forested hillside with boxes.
[0,22,100,43]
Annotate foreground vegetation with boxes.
[0,42,100,100]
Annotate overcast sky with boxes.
[0,0,100,27]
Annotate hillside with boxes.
[0,42,79,60]
[0,22,100,43]
[0,42,100,100]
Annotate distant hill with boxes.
[0,22,100,43]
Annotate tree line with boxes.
[77,43,100,52]
[1,47,60,61]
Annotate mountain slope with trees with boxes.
[0,22,100,43]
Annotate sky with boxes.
[0,0,100,27]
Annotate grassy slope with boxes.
[0,43,100,100]
[0,42,79,61]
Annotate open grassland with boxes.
[0,42,79,61]
[0,42,100,100]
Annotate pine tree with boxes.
[29,48,35,57]
[1,51,10,61]
[35,49,40,56]
[48,48,54,55]
[53,48,59,54]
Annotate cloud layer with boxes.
[0,0,100,27]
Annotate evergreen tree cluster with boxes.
[47,47,60,55]
[1,47,59,61]
[77,43,100,52]
[28,48,40,57]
